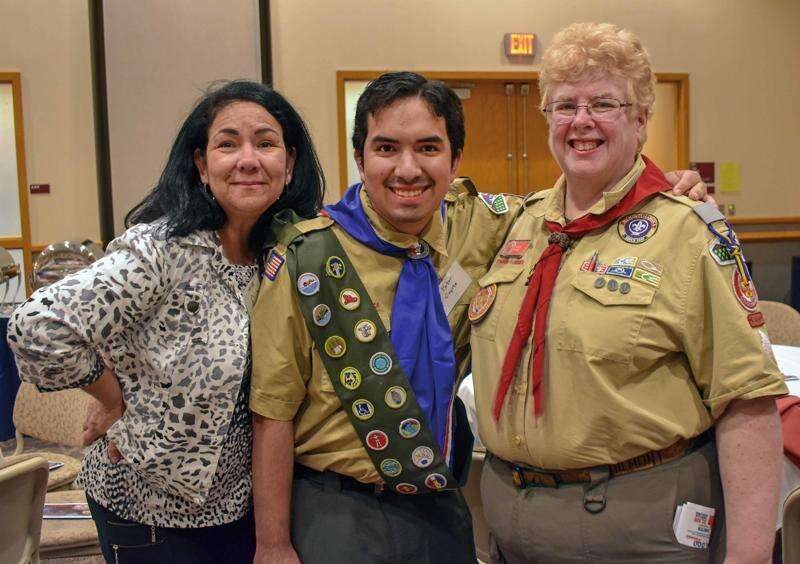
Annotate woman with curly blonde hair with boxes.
[470,22,785,563]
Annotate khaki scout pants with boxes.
[290,466,477,564]
[481,441,725,563]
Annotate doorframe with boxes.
[336,71,690,195]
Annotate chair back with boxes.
[760,300,800,347]
[784,484,800,563]
[0,455,49,564]
[13,383,91,447]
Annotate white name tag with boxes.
[672,501,716,549]
[439,261,472,315]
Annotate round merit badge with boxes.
[352,399,375,421]
[732,268,759,312]
[395,483,418,494]
[617,213,659,244]
[354,319,377,343]
[399,418,421,439]
[468,284,497,324]
[380,458,402,477]
[297,272,320,296]
[384,386,407,409]
[366,430,389,451]
[324,335,347,358]
[339,288,361,310]
[411,445,435,468]
[339,367,362,390]
[370,352,392,375]
[425,473,448,490]
[325,256,346,279]
[312,304,332,327]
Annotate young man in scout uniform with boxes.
[249,72,710,564]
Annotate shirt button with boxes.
[514,435,524,447]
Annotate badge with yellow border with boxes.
[468,284,497,324]
[324,335,347,358]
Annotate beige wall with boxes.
[0,1,99,245]
[104,0,262,233]
[271,0,800,215]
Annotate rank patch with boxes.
[606,265,634,278]
[425,473,448,490]
[747,312,765,328]
[339,288,361,310]
[412,446,435,468]
[339,367,362,390]
[632,268,661,287]
[312,304,332,327]
[399,418,422,439]
[468,284,497,324]
[352,399,375,421]
[384,386,407,409]
[297,272,320,296]
[732,269,759,312]
[380,458,402,477]
[366,430,389,451]
[354,319,377,343]
[479,192,509,215]
[395,483,418,494]
[324,335,347,358]
[264,250,285,281]
[708,240,736,266]
[325,256,346,278]
[500,240,530,258]
[637,259,664,276]
[370,352,392,375]
[618,213,659,244]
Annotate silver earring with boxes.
[204,183,216,202]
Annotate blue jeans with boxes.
[86,495,255,564]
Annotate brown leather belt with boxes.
[503,433,710,489]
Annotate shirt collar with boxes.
[544,154,646,225]
[360,186,448,257]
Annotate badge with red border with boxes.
[468,284,497,324]
[395,483,418,494]
[732,269,759,312]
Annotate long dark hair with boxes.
[125,80,325,253]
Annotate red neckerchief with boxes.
[494,156,671,421]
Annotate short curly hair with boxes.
[539,22,656,119]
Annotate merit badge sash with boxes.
[288,228,458,494]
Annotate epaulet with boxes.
[265,214,334,282]
[655,190,698,208]
[523,188,551,207]
[446,176,479,201]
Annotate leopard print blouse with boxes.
[7,222,261,527]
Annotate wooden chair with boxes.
[783,484,800,563]
[0,454,49,564]
[760,300,800,347]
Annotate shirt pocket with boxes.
[470,261,528,342]
[553,271,658,364]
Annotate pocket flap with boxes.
[478,262,527,287]
[571,272,657,306]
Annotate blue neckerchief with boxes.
[324,183,456,455]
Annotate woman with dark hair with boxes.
[7,80,325,562]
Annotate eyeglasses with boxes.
[543,98,633,123]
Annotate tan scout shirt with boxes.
[471,157,788,470]
[250,184,520,482]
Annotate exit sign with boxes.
[505,33,535,57]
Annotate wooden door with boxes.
[516,81,562,193]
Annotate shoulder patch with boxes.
[295,215,334,235]
[479,192,509,215]
[264,248,286,281]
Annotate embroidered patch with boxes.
[339,288,361,310]
[425,473,448,490]
[395,483,418,494]
[264,250,285,281]
[580,261,609,274]
[747,312,765,328]
[618,213,659,244]
[369,352,392,375]
[354,319,377,343]
[339,367,362,390]
[632,268,661,287]
[384,386,407,409]
[479,192,509,215]
[637,259,664,276]
[312,304,332,327]
[612,256,638,267]
[366,430,389,451]
[325,256,346,279]
[324,335,347,358]
[606,265,634,278]
[297,272,320,296]
[732,269,759,312]
[500,240,531,258]
[399,418,422,439]
[708,240,736,266]
[380,458,402,478]
[468,284,497,324]
[352,399,375,421]
[411,446,435,468]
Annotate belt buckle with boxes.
[511,467,526,489]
